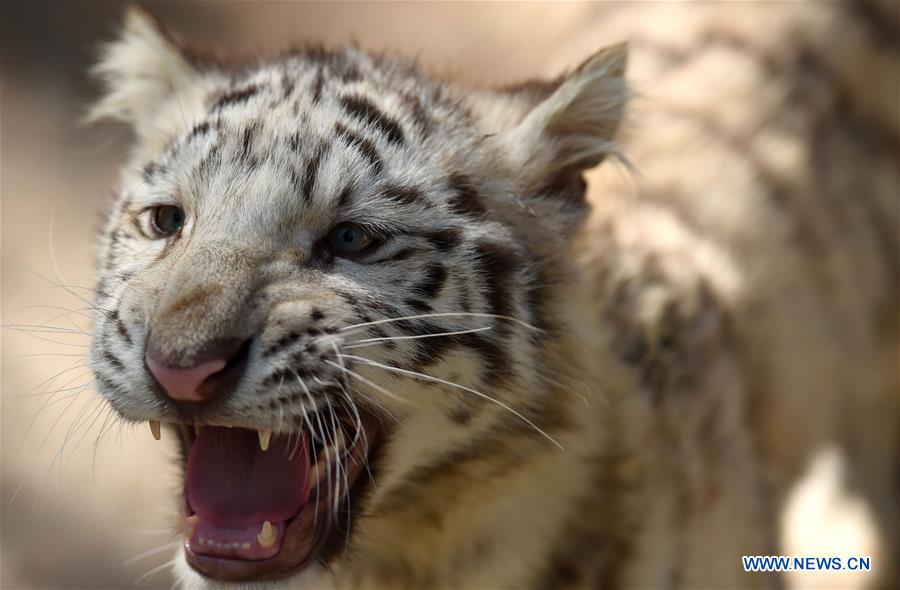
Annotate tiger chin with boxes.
[86,6,898,590]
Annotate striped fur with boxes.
[87,4,898,589]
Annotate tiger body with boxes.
[87,3,898,589]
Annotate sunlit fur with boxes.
[88,5,898,589]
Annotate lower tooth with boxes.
[257,520,277,548]
[242,542,251,550]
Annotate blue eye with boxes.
[327,222,375,256]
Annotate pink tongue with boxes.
[187,427,310,528]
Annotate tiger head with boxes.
[88,7,627,587]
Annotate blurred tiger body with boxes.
[87,3,897,589]
[570,3,900,586]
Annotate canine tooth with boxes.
[148,420,161,441]
[258,429,272,451]
[257,521,276,547]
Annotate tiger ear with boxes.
[501,43,629,194]
[89,6,199,143]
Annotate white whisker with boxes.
[340,312,541,333]
[533,370,591,407]
[289,371,318,443]
[1,323,90,335]
[342,354,564,450]
[295,373,329,525]
[324,360,408,406]
[344,326,492,349]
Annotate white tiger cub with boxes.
[87,6,898,589]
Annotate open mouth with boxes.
[174,417,375,582]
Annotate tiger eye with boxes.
[152,205,186,237]
[327,222,375,256]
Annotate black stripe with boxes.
[187,121,211,142]
[104,230,121,269]
[336,185,354,209]
[340,95,405,145]
[311,66,325,103]
[457,332,511,386]
[95,372,128,397]
[414,263,447,299]
[103,350,124,372]
[335,123,383,175]
[281,72,295,100]
[288,167,304,195]
[446,405,472,425]
[474,240,521,318]
[211,85,260,111]
[302,46,362,82]
[399,90,432,136]
[110,310,133,347]
[142,162,159,183]
[424,228,461,252]
[381,185,424,206]
[404,298,432,314]
[262,331,302,358]
[403,317,509,384]
[406,320,457,368]
[523,270,551,338]
[263,367,294,386]
[240,125,256,161]
[197,142,222,176]
[447,173,487,218]
[303,141,330,203]
[287,132,302,153]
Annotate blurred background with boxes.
[0,2,891,589]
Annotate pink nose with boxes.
[146,356,227,402]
